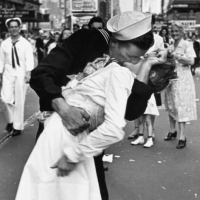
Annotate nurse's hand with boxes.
[52,98,90,135]
[51,155,76,177]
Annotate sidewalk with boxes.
[0,86,40,143]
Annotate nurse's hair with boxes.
[148,54,177,92]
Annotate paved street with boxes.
[0,74,200,200]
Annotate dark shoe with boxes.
[5,123,13,133]
[128,134,139,140]
[11,129,21,137]
[103,164,109,171]
[176,138,187,149]
[164,131,177,141]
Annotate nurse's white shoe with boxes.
[143,137,154,148]
[131,135,145,145]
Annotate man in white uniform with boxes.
[0,18,34,136]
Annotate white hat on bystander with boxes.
[5,17,22,28]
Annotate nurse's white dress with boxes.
[15,63,135,200]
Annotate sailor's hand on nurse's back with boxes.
[52,98,90,136]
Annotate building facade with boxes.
[98,0,120,23]
[163,0,200,35]
[133,0,142,12]
[0,0,49,34]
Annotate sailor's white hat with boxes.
[107,11,152,41]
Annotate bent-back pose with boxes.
[16,11,168,200]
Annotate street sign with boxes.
[71,0,98,12]
[170,20,196,31]
[0,10,35,19]
[172,4,188,8]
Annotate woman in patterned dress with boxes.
[164,22,197,149]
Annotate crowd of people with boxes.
[0,11,198,200]
[129,19,198,149]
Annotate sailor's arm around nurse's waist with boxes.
[52,98,90,135]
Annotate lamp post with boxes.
[110,0,113,18]
[64,0,67,26]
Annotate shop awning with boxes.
[7,0,24,5]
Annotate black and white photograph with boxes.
[0,0,200,200]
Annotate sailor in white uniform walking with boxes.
[0,18,34,136]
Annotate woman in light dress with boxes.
[164,22,197,149]
[131,93,159,148]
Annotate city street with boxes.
[0,74,200,200]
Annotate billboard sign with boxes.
[171,20,196,31]
[0,10,35,19]
[71,0,97,12]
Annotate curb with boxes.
[0,111,40,146]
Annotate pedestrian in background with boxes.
[191,34,200,75]
[82,24,89,29]
[47,31,60,54]
[44,31,54,57]
[73,24,80,33]
[164,22,197,149]
[159,27,169,48]
[0,18,34,136]
[35,30,44,63]
[88,16,104,29]
[58,28,72,44]
[131,93,159,147]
